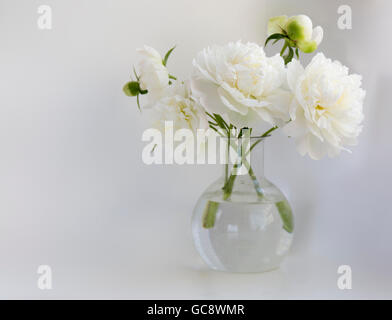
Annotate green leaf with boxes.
[295,48,299,59]
[162,46,176,66]
[123,81,140,97]
[202,201,219,229]
[280,41,288,57]
[213,113,229,130]
[208,124,220,135]
[276,200,294,233]
[264,33,287,47]
[205,111,215,120]
[169,74,177,80]
[284,46,294,65]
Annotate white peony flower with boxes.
[284,53,366,160]
[137,46,170,105]
[191,41,292,128]
[150,81,208,133]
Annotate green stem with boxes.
[222,163,240,200]
[260,126,278,138]
[280,41,288,56]
[221,126,278,200]
[202,201,219,229]
[202,125,279,229]
[247,165,264,199]
[224,134,230,183]
[222,145,260,200]
[276,200,294,233]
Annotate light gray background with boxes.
[0,0,391,299]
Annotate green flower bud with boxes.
[285,15,313,42]
[267,15,288,35]
[123,81,141,97]
[286,38,296,47]
[297,40,317,53]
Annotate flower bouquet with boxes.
[123,14,365,272]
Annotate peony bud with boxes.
[297,40,317,53]
[311,26,324,46]
[267,15,288,36]
[285,15,323,53]
[285,15,313,42]
[265,14,323,56]
[123,81,141,96]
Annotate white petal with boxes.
[312,26,323,45]
[287,59,304,93]
[190,78,226,115]
[288,98,300,121]
[296,136,309,157]
[283,115,307,138]
[267,15,288,35]
[136,45,162,61]
[262,89,292,122]
[192,58,217,83]
[308,134,327,160]
[217,86,249,115]
[254,108,276,125]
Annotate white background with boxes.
[0,0,391,299]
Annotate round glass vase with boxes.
[192,138,294,273]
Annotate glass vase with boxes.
[192,137,294,273]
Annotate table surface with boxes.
[1,211,390,300]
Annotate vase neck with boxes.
[221,137,265,180]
